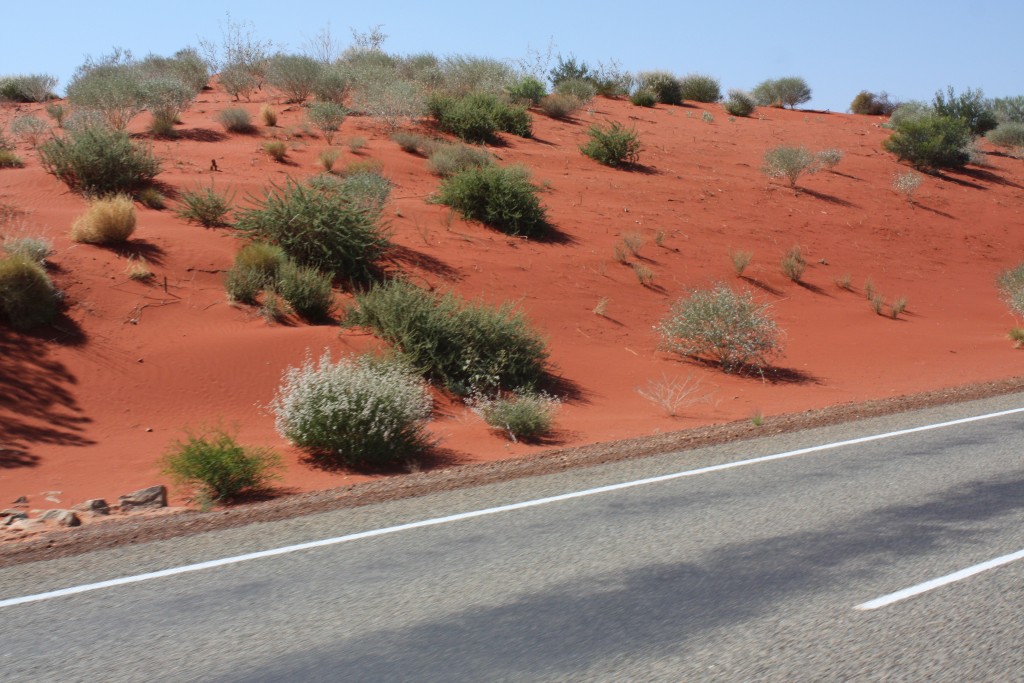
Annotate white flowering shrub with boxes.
[271,351,433,467]
[656,284,782,374]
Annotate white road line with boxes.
[3,405,1024,610]
[856,547,1024,610]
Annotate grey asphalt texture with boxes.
[2,393,1023,682]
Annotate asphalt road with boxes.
[2,394,1023,681]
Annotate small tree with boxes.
[306,101,346,144]
[657,284,782,373]
[753,77,811,109]
[933,86,997,136]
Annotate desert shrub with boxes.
[992,96,1024,124]
[630,89,657,107]
[427,91,532,143]
[753,77,811,109]
[259,104,277,127]
[271,350,433,467]
[580,121,641,167]
[933,86,997,136]
[218,63,259,101]
[44,103,66,128]
[539,93,584,119]
[637,71,682,105]
[319,148,340,172]
[0,150,23,168]
[137,187,166,209]
[140,77,195,136]
[225,242,285,304]
[10,115,50,147]
[438,55,515,96]
[3,236,52,263]
[349,79,427,129]
[591,60,633,98]
[885,100,930,129]
[306,101,346,144]
[997,263,1024,317]
[554,78,596,103]
[0,74,58,102]
[176,184,233,227]
[435,164,549,237]
[325,168,392,214]
[346,279,548,394]
[656,284,782,373]
[263,140,288,162]
[313,66,350,104]
[70,194,136,244]
[730,249,753,276]
[549,55,591,87]
[266,53,322,102]
[234,178,390,282]
[38,124,160,196]
[780,245,807,282]
[0,254,61,329]
[762,145,818,187]
[217,107,254,133]
[347,136,367,153]
[850,90,897,115]
[891,170,924,201]
[816,148,844,170]
[391,131,438,155]
[506,76,546,105]
[65,52,149,129]
[427,143,493,177]
[985,122,1024,148]
[470,391,560,442]
[162,427,281,503]
[723,89,756,117]
[275,260,335,320]
[678,74,721,103]
[882,113,971,170]
[139,48,209,94]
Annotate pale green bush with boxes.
[762,145,818,187]
[470,391,560,442]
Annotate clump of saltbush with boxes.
[752,77,812,109]
[580,121,641,167]
[630,89,657,108]
[933,86,997,136]
[38,124,160,196]
[234,177,390,283]
[271,350,434,468]
[217,107,255,133]
[553,78,596,103]
[70,194,137,244]
[539,94,584,119]
[882,113,972,170]
[0,253,61,330]
[345,279,549,395]
[723,89,756,117]
[678,74,721,103]
[266,53,323,103]
[162,427,281,503]
[275,260,335,321]
[985,122,1024,149]
[762,145,818,187]
[427,143,492,177]
[850,90,897,116]
[657,284,782,374]
[306,101,346,144]
[470,391,560,442]
[506,76,546,105]
[176,183,234,227]
[427,91,532,143]
[3,235,52,264]
[436,164,549,237]
[0,74,58,103]
[225,242,286,304]
[636,71,682,105]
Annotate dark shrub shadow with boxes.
[740,276,782,296]
[796,280,832,296]
[175,128,229,143]
[301,444,464,475]
[950,166,1023,190]
[799,187,857,208]
[114,238,167,266]
[387,245,461,281]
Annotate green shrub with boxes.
[225,243,286,304]
[0,74,58,102]
[275,260,335,320]
[162,427,281,503]
[436,164,550,237]
[266,53,323,102]
[630,89,657,107]
[780,245,806,282]
[70,194,136,244]
[933,86,997,136]
[539,93,584,119]
[306,101,346,144]
[637,71,682,105]
[317,167,392,214]
[271,350,433,467]
[850,90,896,115]
[346,279,548,394]
[985,122,1024,148]
[219,63,259,101]
[753,77,811,109]
[137,187,166,210]
[580,121,641,167]
[319,148,340,172]
[217,107,254,133]
[762,145,818,187]
[657,284,782,373]
[549,55,591,87]
[427,143,492,177]
[471,391,560,442]
[554,78,596,103]
[678,74,721,103]
[427,91,532,143]
[263,140,288,162]
[0,150,23,169]
[0,254,61,329]
[234,178,390,283]
[506,76,546,105]
[723,89,756,117]
[10,115,50,147]
[816,148,843,170]
[38,124,160,196]
[997,263,1024,317]
[591,59,633,98]
[882,113,971,170]
[140,76,196,136]
[313,66,350,104]
[438,55,515,96]
[45,103,66,127]
[391,131,440,155]
[350,78,427,129]
[3,236,52,263]
[176,184,233,227]
[992,96,1024,124]
[65,54,146,129]
[885,101,930,129]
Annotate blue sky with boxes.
[3,1,1020,111]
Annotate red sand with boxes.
[2,88,1022,510]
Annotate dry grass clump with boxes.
[636,373,713,417]
[730,250,753,276]
[70,194,136,244]
[260,105,278,127]
[780,245,806,282]
[263,140,288,162]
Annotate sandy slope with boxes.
[1,86,1022,509]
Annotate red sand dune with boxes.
[2,87,1022,510]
